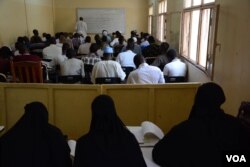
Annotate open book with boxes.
[127,121,164,146]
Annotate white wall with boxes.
[0,0,54,47]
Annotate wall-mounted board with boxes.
[77,8,125,34]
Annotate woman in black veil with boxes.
[152,82,250,167]
[73,95,146,167]
[0,102,72,167]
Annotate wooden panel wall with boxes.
[0,83,200,139]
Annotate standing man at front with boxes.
[76,17,87,37]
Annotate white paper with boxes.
[68,139,76,157]
[126,126,144,143]
[141,121,164,140]
[0,126,4,131]
[127,121,164,146]
[141,147,160,167]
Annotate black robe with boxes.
[73,95,146,167]
[0,102,72,167]
[152,82,250,167]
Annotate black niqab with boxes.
[189,82,226,119]
[0,102,71,167]
[74,95,146,167]
[90,95,125,134]
[153,82,250,167]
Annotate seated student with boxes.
[73,95,147,167]
[71,33,81,51]
[57,42,69,66]
[82,43,102,66]
[14,36,31,56]
[42,42,68,83]
[81,43,101,80]
[78,36,92,55]
[13,43,42,63]
[44,33,52,47]
[14,41,22,56]
[42,32,47,42]
[64,32,74,49]
[116,38,136,68]
[91,46,126,84]
[0,102,72,167]
[142,36,160,58]
[42,37,62,70]
[113,35,126,57]
[56,33,66,48]
[60,48,85,77]
[0,46,13,75]
[14,43,39,58]
[121,37,142,56]
[163,49,187,77]
[152,82,250,167]
[94,34,102,48]
[110,31,122,47]
[140,33,150,49]
[30,29,42,44]
[127,54,165,84]
[101,35,110,50]
[151,42,170,71]
[102,29,112,43]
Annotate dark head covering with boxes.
[90,95,125,134]
[74,95,146,167]
[194,82,225,108]
[153,82,250,167]
[4,102,49,136]
[189,82,226,119]
[0,102,71,167]
[24,102,49,128]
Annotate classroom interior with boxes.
[0,0,249,139]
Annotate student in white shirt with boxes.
[58,43,69,66]
[91,46,126,84]
[102,30,112,43]
[42,37,62,69]
[116,38,136,68]
[78,36,91,55]
[110,31,122,47]
[163,49,187,77]
[127,54,165,84]
[60,48,85,77]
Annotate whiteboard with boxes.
[77,8,126,34]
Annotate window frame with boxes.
[156,0,167,42]
[148,5,154,35]
[180,0,219,79]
